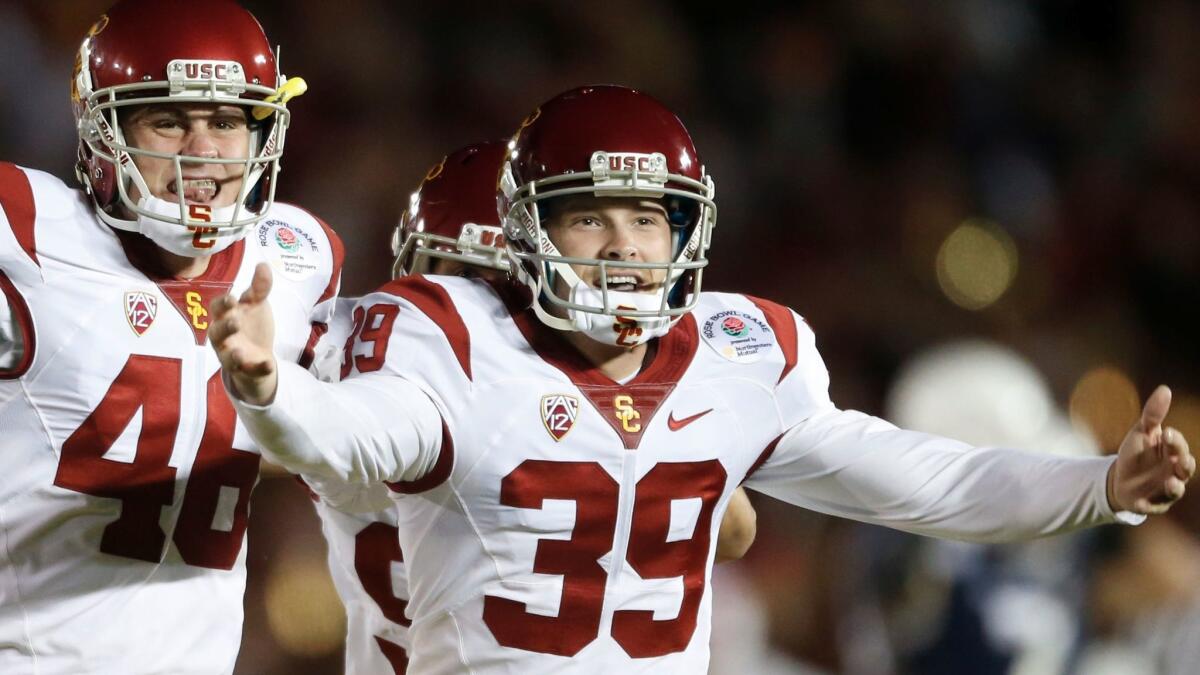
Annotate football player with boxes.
[311,140,756,674]
[211,85,1193,673]
[0,1,342,673]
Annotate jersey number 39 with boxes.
[484,459,727,658]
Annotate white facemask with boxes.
[567,282,673,347]
[105,195,250,257]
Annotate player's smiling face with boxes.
[542,196,673,294]
[121,103,252,208]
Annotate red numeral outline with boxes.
[483,459,727,657]
[173,373,261,569]
[53,355,260,568]
[54,355,180,562]
[613,460,726,656]
[343,303,400,377]
[484,461,619,656]
[354,521,411,626]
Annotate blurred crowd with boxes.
[2,1,1197,673]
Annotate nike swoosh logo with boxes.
[667,409,713,432]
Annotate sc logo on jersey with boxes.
[185,291,208,330]
[541,394,579,442]
[613,394,641,433]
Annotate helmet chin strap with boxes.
[535,247,674,348]
[99,195,248,257]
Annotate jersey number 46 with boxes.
[53,354,260,570]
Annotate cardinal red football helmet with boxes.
[392,142,510,278]
[499,85,716,344]
[72,0,300,249]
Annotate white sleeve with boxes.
[300,473,395,514]
[308,297,358,382]
[746,407,1128,543]
[0,293,18,370]
[229,360,444,488]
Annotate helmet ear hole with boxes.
[86,156,117,207]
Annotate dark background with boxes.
[3,1,1198,673]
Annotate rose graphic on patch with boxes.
[721,316,748,337]
[701,310,775,364]
[274,225,300,252]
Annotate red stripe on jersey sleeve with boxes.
[297,321,328,369]
[0,270,35,378]
[291,205,345,305]
[386,419,454,495]
[745,295,798,385]
[742,432,785,484]
[377,276,472,381]
[0,163,38,267]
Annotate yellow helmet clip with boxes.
[252,77,308,121]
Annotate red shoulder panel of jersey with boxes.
[377,276,472,381]
[290,204,345,304]
[0,270,35,378]
[742,431,785,484]
[744,295,798,385]
[386,419,454,495]
[0,162,38,267]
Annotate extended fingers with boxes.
[210,293,237,321]
[1165,476,1187,501]
[1140,385,1172,434]
[207,312,239,347]
[1163,427,1194,481]
[239,262,274,304]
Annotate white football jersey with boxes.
[315,499,412,674]
[238,275,1124,674]
[0,163,343,674]
[308,297,412,674]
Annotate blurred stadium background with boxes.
[3,1,1198,673]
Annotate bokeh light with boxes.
[264,554,347,658]
[935,219,1019,311]
[1069,366,1141,452]
[1166,393,1200,453]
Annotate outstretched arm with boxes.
[748,387,1192,544]
[209,264,443,486]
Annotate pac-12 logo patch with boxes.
[124,291,158,336]
[541,394,579,442]
[701,310,774,364]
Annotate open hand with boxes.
[1107,385,1195,515]
[209,262,278,406]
